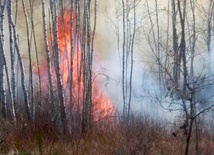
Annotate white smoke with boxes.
[92,48,179,122]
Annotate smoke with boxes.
[91,0,214,123]
[90,0,179,121]
[93,48,178,122]
[195,44,214,107]
[2,0,214,123]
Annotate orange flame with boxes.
[35,10,114,121]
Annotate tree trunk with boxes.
[41,0,55,114]
[172,0,179,86]
[50,0,67,134]
[10,10,31,120]
[7,0,17,121]
[185,118,194,155]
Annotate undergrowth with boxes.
[0,115,214,155]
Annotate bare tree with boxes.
[21,0,35,120]
[120,0,138,121]
[50,0,67,134]
[29,0,42,118]
[41,0,55,114]
[0,1,6,118]
[206,0,214,55]
[82,0,93,133]
[9,1,31,120]
[172,0,180,86]
[6,0,17,121]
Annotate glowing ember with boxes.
[35,10,114,121]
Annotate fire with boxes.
[35,10,114,121]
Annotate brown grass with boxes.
[0,116,214,155]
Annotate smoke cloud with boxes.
[2,0,214,123]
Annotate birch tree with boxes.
[9,2,31,120]
[121,0,138,122]
[0,1,6,118]
[41,0,55,115]
[50,0,67,134]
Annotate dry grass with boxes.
[0,116,214,155]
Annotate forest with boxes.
[0,0,214,154]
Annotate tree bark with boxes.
[50,0,67,134]
[41,0,55,114]
[10,8,31,120]
[7,0,17,121]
